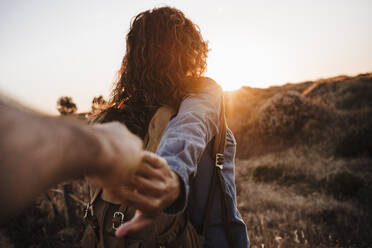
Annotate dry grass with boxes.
[228,73,372,247]
[235,153,372,248]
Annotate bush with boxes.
[252,165,284,183]
[252,164,312,190]
[2,180,88,248]
[321,170,364,199]
[335,77,372,110]
[258,91,317,138]
[335,124,372,158]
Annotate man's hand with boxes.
[115,210,154,237]
[87,122,143,189]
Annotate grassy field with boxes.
[230,73,372,247]
[1,73,371,247]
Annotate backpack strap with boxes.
[201,93,235,248]
[83,187,101,242]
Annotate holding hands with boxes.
[87,123,180,238]
[103,151,181,237]
[87,121,143,189]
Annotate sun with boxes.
[205,66,246,91]
[205,52,271,91]
[204,42,284,91]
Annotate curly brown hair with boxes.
[101,6,209,138]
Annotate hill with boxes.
[1,73,371,247]
[226,73,372,247]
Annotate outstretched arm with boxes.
[0,101,143,221]
[114,78,223,237]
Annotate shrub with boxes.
[57,96,78,116]
[321,170,364,199]
[252,164,313,191]
[335,77,372,110]
[335,124,372,158]
[258,91,317,138]
[252,165,284,183]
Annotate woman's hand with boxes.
[107,151,180,213]
[134,151,181,211]
[105,151,181,237]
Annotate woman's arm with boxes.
[115,78,223,237]
[157,78,223,213]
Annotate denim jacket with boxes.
[157,78,250,248]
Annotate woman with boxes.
[85,6,249,248]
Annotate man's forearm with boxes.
[0,103,103,219]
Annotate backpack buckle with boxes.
[84,202,92,219]
[112,211,125,230]
[215,153,224,170]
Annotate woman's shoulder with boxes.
[177,77,222,125]
[197,76,222,91]
[185,77,222,100]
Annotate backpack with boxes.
[81,83,235,248]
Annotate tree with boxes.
[91,95,107,114]
[57,96,77,115]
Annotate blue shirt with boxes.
[156,79,250,248]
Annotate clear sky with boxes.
[0,0,371,114]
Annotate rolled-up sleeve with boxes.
[157,80,222,214]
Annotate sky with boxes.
[0,0,371,114]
